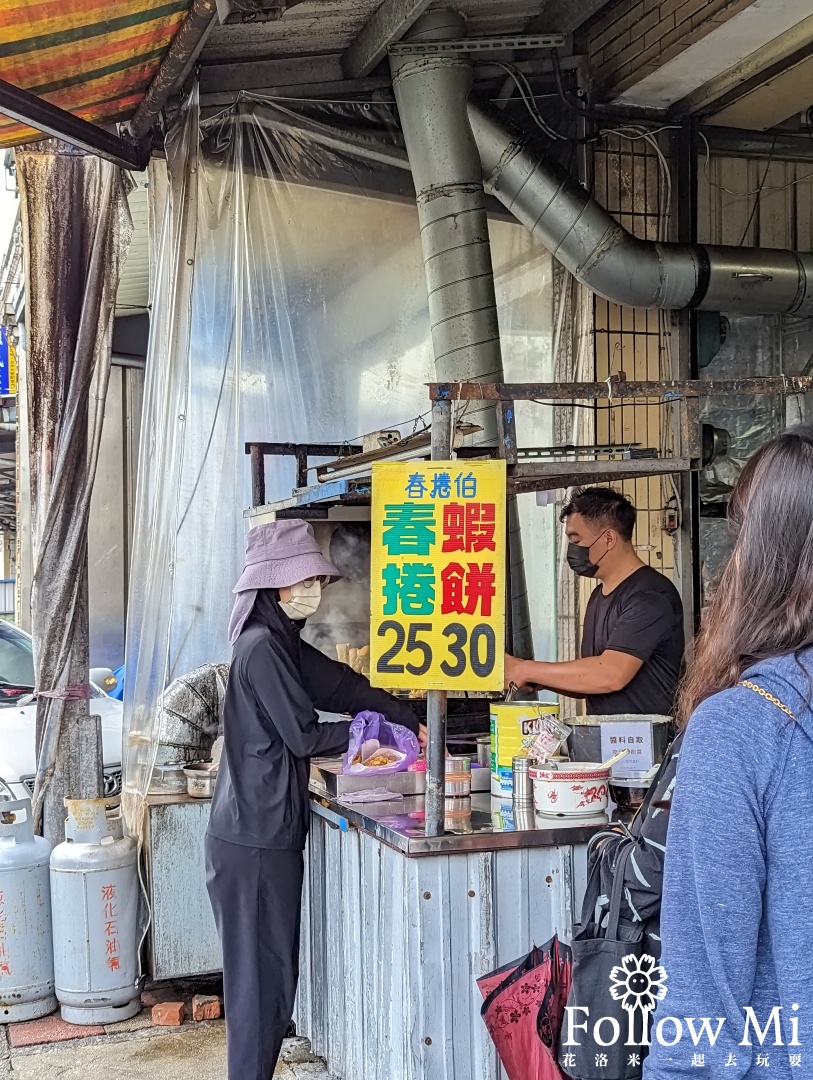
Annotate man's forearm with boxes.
[513,655,629,696]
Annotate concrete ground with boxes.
[0,1023,335,1080]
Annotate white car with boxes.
[0,621,124,802]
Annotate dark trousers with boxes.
[205,834,305,1080]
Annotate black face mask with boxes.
[567,531,610,578]
[567,542,600,578]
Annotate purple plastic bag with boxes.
[342,711,420,775]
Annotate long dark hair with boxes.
[678,424,813,725]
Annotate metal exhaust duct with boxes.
[390,9,532,658]
[468,100,813,316]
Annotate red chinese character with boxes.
[440,563,496,617]
[105,939,119,956]
[441,503,497,553]
[103,902,118,920]
[466,503,496,552]
[104,921,118,937]
[0,962,10,976]
[441,504,465,552]
[107,957,121,972]
[101,885,116,901]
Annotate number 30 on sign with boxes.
[370,460,506,691]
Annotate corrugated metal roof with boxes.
[116,176,149,315]
[0,0,192,149]
[201,0,547,64]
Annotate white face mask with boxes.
[279,578,323,621]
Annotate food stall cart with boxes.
[236,372,811,1080]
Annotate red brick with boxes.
[9,1016,105,1048]
[191,994,221,1022]
[152,1001,185,1027]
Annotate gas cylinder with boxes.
[50,799,140,1025]
[0,798,57,1021]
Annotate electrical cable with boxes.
[737,137,776,246]
[488,62,564,141]
[698,130,813,198]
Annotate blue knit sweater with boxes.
[644,652,813,1078]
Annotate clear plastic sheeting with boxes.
[699,316,782,503]
[122,86,555,834]
[699,315,783,601]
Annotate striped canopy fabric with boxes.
[0,0,191,149]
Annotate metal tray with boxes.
[310,759,426,797]
[310,759,491,796]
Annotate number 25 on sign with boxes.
[370,460,506,691]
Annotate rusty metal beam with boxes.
[508,458,693,493]
[0,78,148,169]
[342,0,433,79]
[429,376,813,401]
[126,0,218,141]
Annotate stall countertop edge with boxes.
[308,789,609,857]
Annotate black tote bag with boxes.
[558,844,652,1080]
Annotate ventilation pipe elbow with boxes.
[467,100,813,317]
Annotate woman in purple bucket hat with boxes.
[206,518,423,1080]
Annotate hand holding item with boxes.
[504,652,533,693]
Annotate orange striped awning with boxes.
[0,0,191,149]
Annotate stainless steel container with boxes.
[476,736,491,769]
[184,763,217,799]
[148,763,187,795]
[444,755,472,798]
[512,756,533,805]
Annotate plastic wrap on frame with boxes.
[122,87,556,833]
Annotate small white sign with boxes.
[600,721,654,779]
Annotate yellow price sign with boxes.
[370,460,506,691]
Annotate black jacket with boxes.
[208,589,418,850]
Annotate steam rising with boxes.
[302,523,372,659]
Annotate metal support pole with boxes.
[425,691,447,838]
[673,119,702,637]
[249,444,266,508]
[425,398,453,838]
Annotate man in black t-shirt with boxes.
[504,487,684,714]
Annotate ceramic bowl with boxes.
[530,761,610,817]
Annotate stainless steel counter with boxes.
[308,787,610,857]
